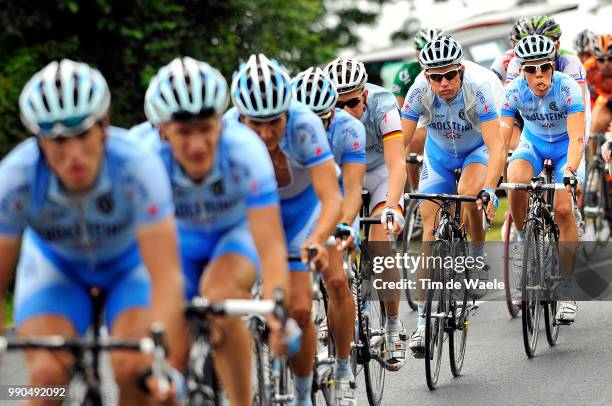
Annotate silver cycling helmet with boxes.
[292,67,338,116]
[414,28,445,51]
[145,57,228,124]
[324,57,368,95]
[230,53,292,121]
[514,35,556,63]
[19,59,110,137]
[419,36,463,69]
[573,29,594,53]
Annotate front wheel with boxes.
[521,221,542,358]
[424,241,446,390]
[503,211,520,318]
[401,199,420,311]
[543,229,560,347]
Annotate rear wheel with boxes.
[521,221,542,358]
[503,211,520,318]
[583,161,608,253]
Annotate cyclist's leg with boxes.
[322,246,355,362]
[590,96,612,135]
[285,203,319,402]
[14,231,90,405]
[458,144,489,243]
[507,135,541,232]
[406,127,426,189]
[199,224,259,406]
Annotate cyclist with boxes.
[585,34,612,137]
[0,60,185,404]
[393,28,444,191]
[502,35,585,324]
[400,36,505,356]
[574,29,595,64]
[491,18,527,82]
[226,54,342,406]
[292,66,365,403]
[143,57,290,406]
[326,56,408,370]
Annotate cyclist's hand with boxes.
[602,142,611,162]
[300,240,329,272]
[146,373,178,403]
[477,188,499,220]
[562,169,581,198]
[334,223,355,252]
[267,315,286,356]
[380,206,405,236]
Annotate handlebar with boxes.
[479,193,492,232]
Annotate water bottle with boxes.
[285,318,302,357]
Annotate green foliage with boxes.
[0,0,389,156]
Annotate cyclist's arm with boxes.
[381,109,407,209]
[310,160,342,244]
[0,236,20,335]
[340,162,366,224]
[500,116,515,154]
[567,111,586,171]
[248,205,290,300]
[137,217,187,369]
[500,81,520,152]
[400,117,419,146]
[481,119,505,191]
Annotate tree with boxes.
[0,0,391,156]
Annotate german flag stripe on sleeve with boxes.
[382,130,403,141]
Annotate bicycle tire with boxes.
[251,319,270,406]
[424,241,446,390]
[503,211,520,318]
[362,293,386,405]
[186,340,221,406]
[401,199,420,311]
[543,227,560,347]
[583,160,608,252]
[82,387,103,406]
[448,241,469,377]
[521,221,542,358]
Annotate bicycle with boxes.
[0,288,170,405]
[582,133,612,254]
[498,159,579,358]
[405,168,487,390]
[502,150,521,318]
[401,153,424,311]
[184,291,285,405]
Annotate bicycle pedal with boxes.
[399,332,408,341]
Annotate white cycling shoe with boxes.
[332,377,356,406]
[555,300,577,324]
[408,325,425,359]
[384,322,407,371]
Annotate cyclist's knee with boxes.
[323,271,350,301]
[27,354,67,386]
[555,202,573,224]
[111,352,148,388]
[289,289,312,328]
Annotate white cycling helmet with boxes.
[292,67,338,116]
[515,35,556,63]
[414,28,445,50]
[573,29,594,54]
[419,36,463,69]
[230,53,292,121]
[145,57,228,124]
[19,59,110,137]
[324,57,368,94]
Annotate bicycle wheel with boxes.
[424,241,446,390]
[583,161,608,250]
[521,221,542,358]
[186,340,222,406]
[362,287,386,406]
[543,228,560,347]
[401,199,420,311]
[250,318,270,406]
[503,211,520,318]
[449,241,469,377]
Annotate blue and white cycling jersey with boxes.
[126,121,163,149]
[502,71,585,143]
[225,102,334,271]
[401,74,499,158]
[361,83,401,170]
[0,134,174,335]
[0,135,174,276]
[156,117,279,298]
[107,125,129,137]
[327,108,366,168]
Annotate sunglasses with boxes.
[426,68,461,83]
[522,62,554,74]
[336,91,364,109]
[37,115,97,138]
[596,56,612,62]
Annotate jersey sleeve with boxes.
[401,77,427,121]
[490,54,508,82]
[560,54,586,84]
[501,79,521,117]
[0,159,29,236]
[294,112,334,168]
[505,57,521,84]
[126,150,175,225]
[474,82,500,122]
[561,76,585,114]
[340,118,367,164]
[380,109,403,141]
[241,133,280,209]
